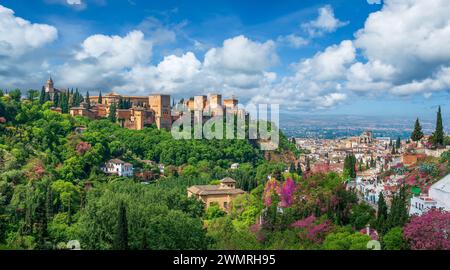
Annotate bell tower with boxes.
[45,76,54,94]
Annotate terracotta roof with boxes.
[108,158,125,164]
[221,177,236,183]
[188,185,245,196]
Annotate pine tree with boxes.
[109,103,117,123]
[411,118,424,142]
[113,201,128,250]
[432,106,444,147]
[98,91,102,104]
[306,157,311,172]
[39,86,46,105]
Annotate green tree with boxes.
[108,103,117,123]
[382,227,407,250]
[98,91,102,104]
[349,203,376,230]
[431,106,444,146]
[205,203,226,220]
[376,192,388,234]
[344,154,356,178]
[9,89,21,102]
[39,87,46,105]
[411,118,424,142]
[85,91,91,108]
[53,92,60,107]
[60,92,69,113]
[27,89,39,102]
[322,231,371,250]
[396,137,401,149]
[289,163,295,173]
[113,201,129,250]
[296,162,302,176]
[386,186,409,230]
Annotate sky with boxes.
[1,0,450,118]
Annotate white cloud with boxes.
[5,0,450,111]
[297,40,356,81]
[302,5,348,37]
[67,0,82,5]
[0,5,58,57]
[57,30,152,88]
[352,0,450,95]
[118,35,279,96]
[204,35,278,73]
[75,30,151,68]
[367,0,382,4]
[277,34,308,48]
[248,41,355,109]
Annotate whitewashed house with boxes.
[231,163,240,170]
[409,174,450,216]
[102,159,134,177]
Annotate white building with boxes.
[231,163,240,170]
[102,159,134,177]
[409,174,450,216]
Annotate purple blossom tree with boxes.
[263,179,281,207]
[280,178,296,208]
[404,209,450,250]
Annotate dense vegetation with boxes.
[0,90,448,250]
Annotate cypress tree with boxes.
[86,91,91,108]
[396,137,401,149]
[432,106,444,146]
[109,103,117,123]
[53,92,59,107]
[98,91,102,104]
[61,92,70,113]
[411,118,424,142]
[113,201,128,250]
[386,185,408,230]
[289,163,295,173]
[39,86,46,104]
[44,92,51,103]
[297,162,303,176]
[376,192,388,233]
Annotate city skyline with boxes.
[1,0,450,117]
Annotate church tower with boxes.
[45,76,55,94]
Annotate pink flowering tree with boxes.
[76,141,92,155]
[404,209,450,250]
[263,179,281,207]
[292,215,331,244]
[280,178,296,208]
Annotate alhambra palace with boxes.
[44,77,246,130]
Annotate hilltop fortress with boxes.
[43,77,245,131]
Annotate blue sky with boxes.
[1,0,450,119]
